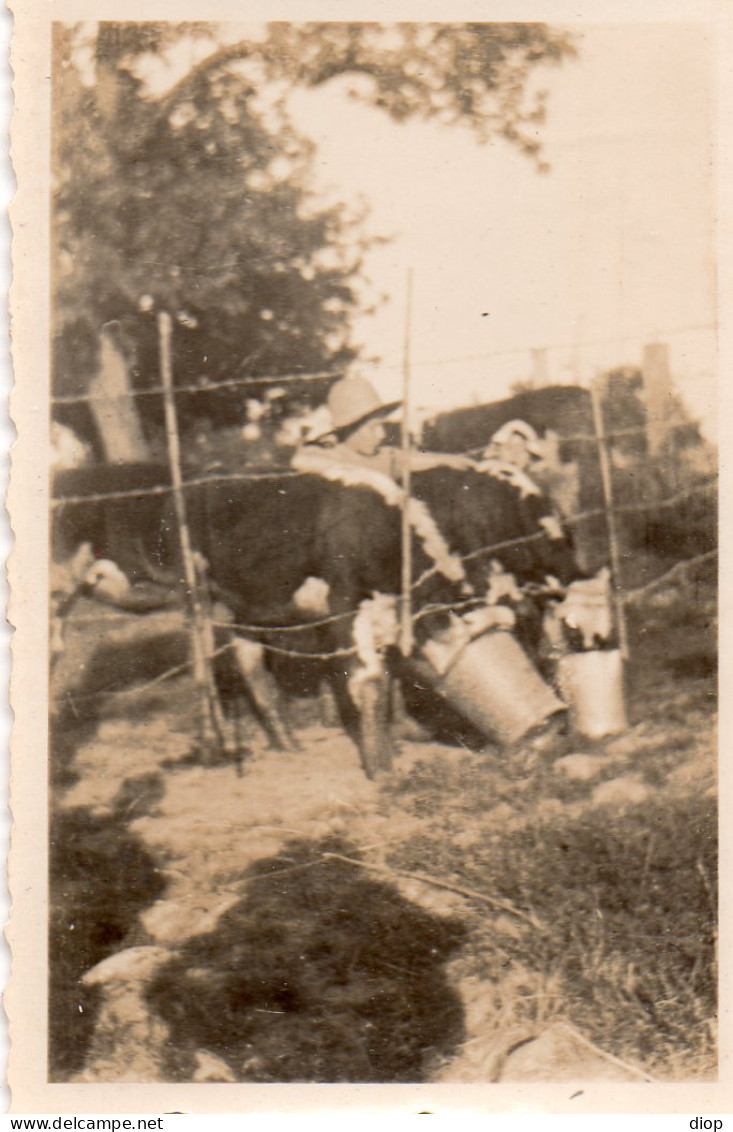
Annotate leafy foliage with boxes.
[52,21,575,436]
[262,22,575,153]
[53,29,363,433]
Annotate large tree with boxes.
[52,22,575,445]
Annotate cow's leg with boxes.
[198,618,230,762]
[230,637,298,751]
[347,663,394,779]
[388,674,433,742]
[318,678,341,728]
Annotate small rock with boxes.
[485,802,515,825]
[192,1049,238,1083]
[141,895,240,944]
[140,900,194,944]
[82,946,171,987]
[602,732,639,760]
[533,797,565,821]
[452,827,480,850]
[553,753,605,781]
[492,914,524,940]
[591,775,651,808]
[498,1024,642,1082]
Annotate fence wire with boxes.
[52,367,346,406]
[50,319,716,405]
[620,549,717,606]
[51,450,716,511]
[56,542,717,706]
[51,357,718,695]
[56,531,717,688]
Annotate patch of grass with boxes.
[391,794,716,1077]
[146,837,467,1082]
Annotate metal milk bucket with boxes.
[424,628,565,747]
[557,648,627,739]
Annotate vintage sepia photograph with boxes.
[8,7,724,1111]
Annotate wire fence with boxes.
[51,415,714,510]
[51,328,718,718]
[50,319,716,405]
[52,463,716,630]
[52,465,715,515]
[55,541,717,708]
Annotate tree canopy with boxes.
[52,21,575,441]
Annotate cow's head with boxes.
[452,466,582,599]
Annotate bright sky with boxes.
[285,24,717,434]
[135,22,717,434]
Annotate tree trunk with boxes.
[89,325,150,463]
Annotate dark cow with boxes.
[52,464,465,778]
[51,458,586,777]
[412,464,579,586]
[419,385,595,460]
[52,462,173,584]
[419,381,644,464]
[411,380,653,574]
[409,463,586,663]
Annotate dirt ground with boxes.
[49,571,717,1084]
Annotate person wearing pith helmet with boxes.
[483,419,544,472]
[293,375,472,479]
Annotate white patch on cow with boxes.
[421,614,470,676]
[352,593,400,679]
[538,515,565,542]
[461,603,515,636]
[476,458,542,499]
[192,551,210,580]
[291,449,465,584]
[231,636,266,676]
[211,601,234,624]
[348,593,400,708]
[51,541,97,655]
[51,421,92,470]
[85,559,131,603]
[556,568,613,648]
[490,418,543,455]
[485,559,523,605]
[293,576,331,615]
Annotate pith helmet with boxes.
[489,418,544,458]
[326,376,401,435]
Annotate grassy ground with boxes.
[384,580,717,1079]
[49,571,717,1082]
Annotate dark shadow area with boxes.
[146,837,467,1082]
[49,788,168,1080]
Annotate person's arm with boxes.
[411,450,475,471]
[385,447,475,476]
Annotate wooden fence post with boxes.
[641,340,672,459]
[158,310,226,757]
[88,324,150,463]
[590,372,630,662]
[399,269,414,657]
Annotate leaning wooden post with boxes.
[399,269,415,657]
[590,372,630,661]
[158,310,224,756]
